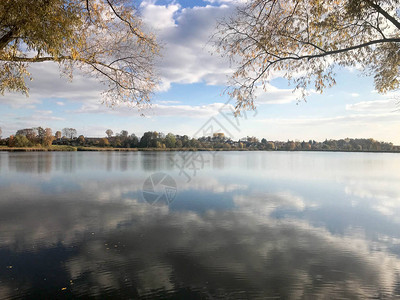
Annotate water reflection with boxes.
[2,152,179,174]
[7,152,53,173]
[1,152,400,299]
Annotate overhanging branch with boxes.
[364,0,400,31]
[267,37,400,66]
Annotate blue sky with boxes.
[0,0,399,143]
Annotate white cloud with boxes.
[15,115,65,122]
[74,101,232,118]
[350,93,360,98]
[141,2,236,91]
[346,99,398,113]
[156,100,181,104]
[0,92,41,109]
[35,110,53,115]
[257,112,400,126]
[0,62,103,109]
[255,84,304,104]
[141,2,180,30]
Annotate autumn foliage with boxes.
[0,0,159,106]
[215,0,400,111]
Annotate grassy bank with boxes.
[0,145,78,151]
[1,145,399,153]
[0,146,246,152]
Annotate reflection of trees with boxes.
[119,153,128,172]
[106,152,141,172]
[0,186,400,298]
[5,152,147,174]
[60,153,77,173]
[212,152,225,169]
[0,153,5,171]
[106,152,113,172]
[141,152,174,171]
[8,153,53,173]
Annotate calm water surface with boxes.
[1,151,400,299]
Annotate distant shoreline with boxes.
[0,146,399,154]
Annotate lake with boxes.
[1,151,400,299]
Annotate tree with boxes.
[189,138,200,148]
[105,129,113,138]
[287,141,296,151]
[139,131,158,148]
[175,140,183,148]
[62,128,77,139]
[7,135,14,146]
[120,130,128,138]
[14,135,31,147]
[111,136,122,148]
[36,127,45,139]
[78,135,85,145]
[266,141,275,150]
[99,138,110,147]
[16,128,37,143]
[0,0,159,106]
[180,135,190,147]
[0,127,2,139]
[55,131,62,139]
[165,133,176,148]
[43,128,55,147]
[215,0,400,110]
[129,133,139,148]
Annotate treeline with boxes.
[0,127,399,152]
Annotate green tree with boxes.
[139,131,158,148]
[129,134,139,148]
[189,138,200,148]
[180,135,190,148]
[14,134,31,147]
[165,133,176,148]
[16,128,37,144]
[215,0,400,110]
[175,140,183,148]
[0,0,159,106]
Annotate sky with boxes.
[0,0,400,144]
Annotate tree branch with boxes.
[271,37,400,62]
[105,0,154,46]
[364,0,400,31]
[0,29,15,50]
